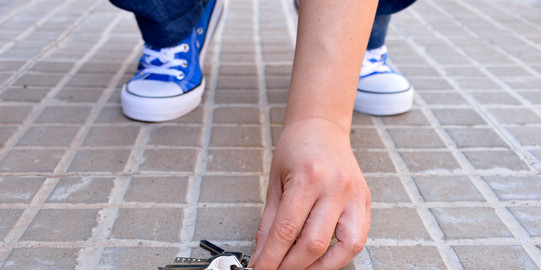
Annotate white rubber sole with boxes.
[121,0,225,122]
[353,87,414,116]
[121,79,205,122]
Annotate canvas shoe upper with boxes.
[121,0,224,122]
[354,45,414,116]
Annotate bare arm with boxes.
[249,0,378,269]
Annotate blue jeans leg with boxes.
[109,0,207,48]
[367,0,417,50]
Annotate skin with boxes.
[248,0,378,269]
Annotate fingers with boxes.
[251,181,317,270]
[306,196,371,270]
[249,193,279,267]
[278,198,342,270]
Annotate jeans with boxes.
[110,0,416,49]
[368,0,417,50]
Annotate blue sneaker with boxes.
[355,45,414,116]
[121,0,225,122]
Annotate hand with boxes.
[248,118,371,270]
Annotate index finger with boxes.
[252,181,316,270]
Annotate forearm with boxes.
[285,0,378,133]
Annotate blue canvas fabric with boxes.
[110,0,416,49]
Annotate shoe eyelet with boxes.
[181,60,188,68]
[176,72,185,80]
[180,44,190,53]
[197,27,203,35]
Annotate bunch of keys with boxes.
[158,240,253,270]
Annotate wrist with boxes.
[282,115,352,137]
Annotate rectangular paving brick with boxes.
[21,209,99,241]
[55,87,105,103]
[68,149,130,173]
[215,89,259,104]
[47,177,115,204]
[148,126,202,147]
[0,105,33,124]
[354,151,396,174]
[388,128,445,149]
[414,176,484,202]
[200,175,262,203]
[2,248,80,270]
[400,151,461,173]
[432,108,486,126]
[381,109,430,126]
[0,177,45,203]
[506,126,541,146]
[430,207,512,239]
[470,91,521,105]
[110,208,183,242]
[0,209,23,241]
[365,176,410,203]
[17,126,80,147]
[489,108,541,125]
[369,208,430,240]
[140,149,198,172]
[213,107,261,124]
[446,128,507,148]
[0,126,16,146]
[98,247,178,270]
[0,87,50,102]
[507,206,541,237]
[483,175,541,201]
[368,246,446,270]
[420,91,468,105]
[124,176,189,203]
[350,128,385,149]
[210,126,262,147]
[0,149,65,173]
[83,126,140,146]
[462,150,530,171]
[193,207,260,241]
[207,149,263,172]
[36,106,92,124]
[453,246,537,270]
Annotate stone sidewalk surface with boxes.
[0,0,541,269]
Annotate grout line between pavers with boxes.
[0,0,117,163]
[2,167,538,180]
[3,199,540,211]
[0,0,73,56]
[417,1,541,172]
[0,0,40,24]
[255,0,275,207]
[393,4,541,267]
[367,237,541,247]
[0,176,59,265]
[179,0,228,255]
[51,13,146,270]
[3,236,540,250]
[464,0,541,67]
[0,0,101,90]
[0,6,130,266]
[373,117,464,270]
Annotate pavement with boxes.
[0,0,541,269]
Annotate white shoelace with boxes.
[140,44,190,80]
[360,45,392,77]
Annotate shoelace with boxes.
[140,44,191,80]
[360,46,392,77]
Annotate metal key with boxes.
[159,257,212,269]
[159,240,252,270]
[200,240,251,267]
